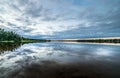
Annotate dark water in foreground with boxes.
[0,42,120,78]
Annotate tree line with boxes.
[0,28,48,42]
[77,39,120,43]
[0,28,22,42]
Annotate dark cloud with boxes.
[0,20,4,23]
[25,5,43,17]
[7,22,16,26]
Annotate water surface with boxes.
[0,42,120,78]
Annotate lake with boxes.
[0,42,120,78]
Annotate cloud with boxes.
[0,0,120,39]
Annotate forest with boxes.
[0,28,22,42]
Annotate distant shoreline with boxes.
[50,37,120,43]
[0,40,49,43]
[0,37,120,43]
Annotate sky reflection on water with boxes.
[0,42,120,78]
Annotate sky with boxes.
[0,0,120,39]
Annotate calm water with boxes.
[0,42,120,78]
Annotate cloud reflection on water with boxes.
[0,42,120,78]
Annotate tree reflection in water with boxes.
[0,43,23,54]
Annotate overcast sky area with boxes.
[0,0,120,39]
